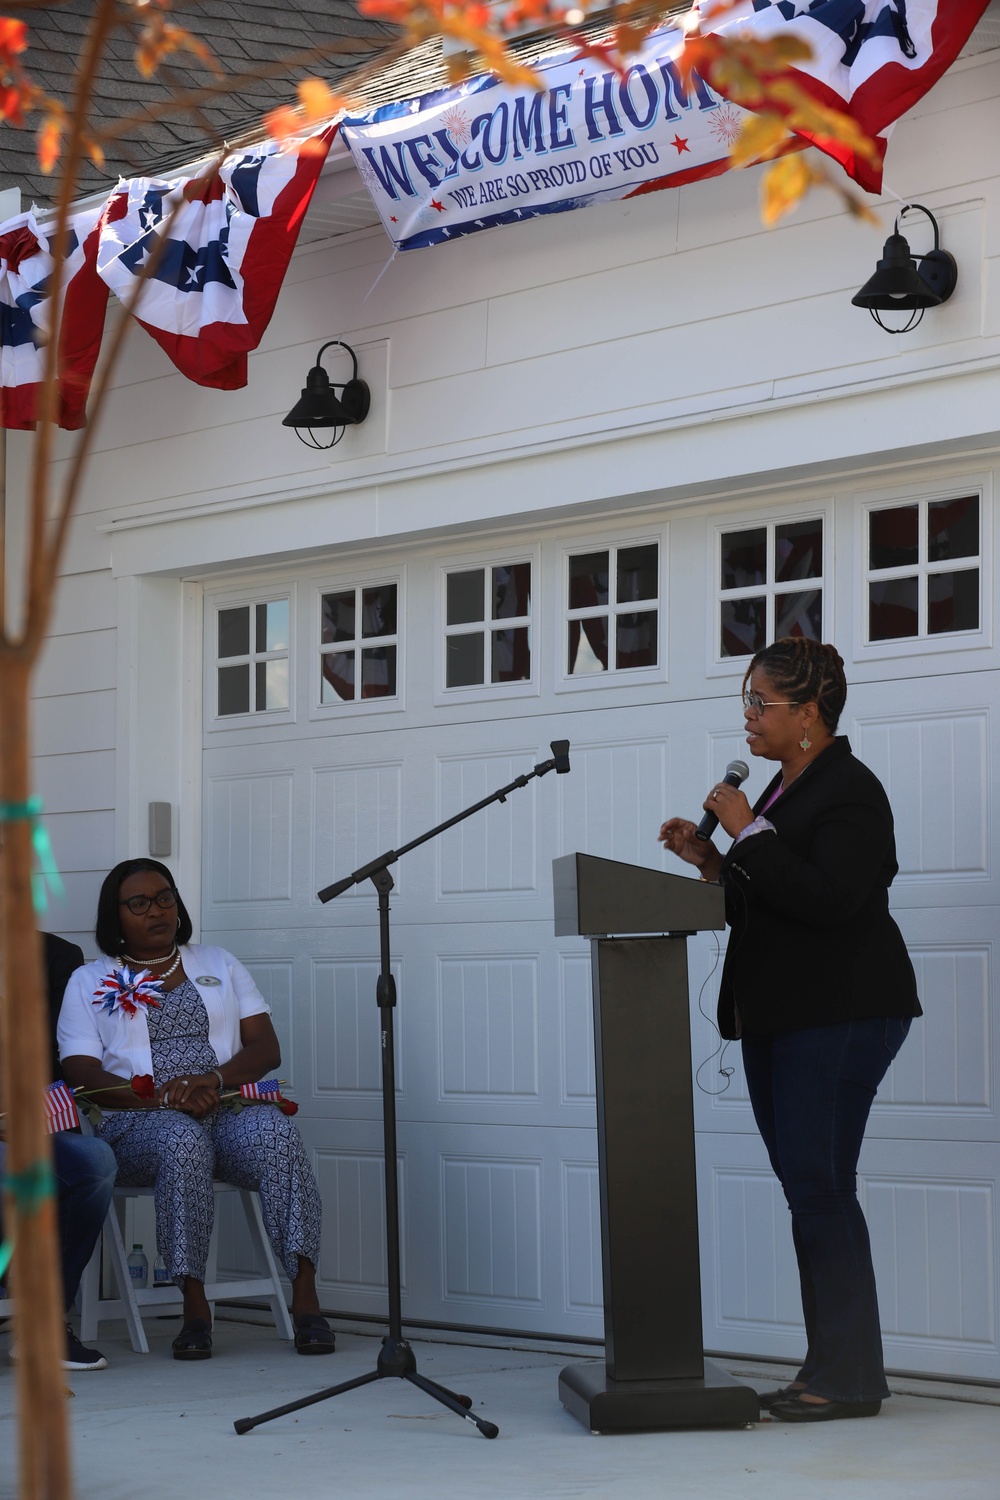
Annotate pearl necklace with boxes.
[120,945,182,979]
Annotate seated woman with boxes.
[58,858,335,1361]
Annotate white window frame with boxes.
[707,506,829,676]
[556,529,667,693]
[310,567,405,720]
[435,546,540,705]
[205,585,295,730]
[854,477,991,661]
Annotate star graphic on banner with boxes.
[390,215,398,223]
[140,207,159,230]
[409,100,420,113]
[671,135,690,154]
[185,267,201,288]
[430,199,445,212]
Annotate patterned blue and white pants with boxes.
[98,1106,322,1283]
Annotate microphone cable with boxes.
[693,930,736,1096]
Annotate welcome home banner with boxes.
[340,22,751,252]
[340,0,989,252]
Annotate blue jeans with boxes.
[1,1133,117,1310]
[741,1017,911,1403]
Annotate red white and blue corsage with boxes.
[92,966,164,1019]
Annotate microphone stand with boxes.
[235,741,571,1439]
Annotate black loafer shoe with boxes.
[769,1396,881,1422]
[172,1318,212,1360]
[757,1384,802,1410]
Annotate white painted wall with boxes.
[7,47,1000,1366]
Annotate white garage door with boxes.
[199,504,1000,1377]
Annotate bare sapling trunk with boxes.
[0,653,72,1500]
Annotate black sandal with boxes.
[172,1319,212,1360]
[293,1313,336,1355]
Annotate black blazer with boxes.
[44,931,85,1080]
[717,737,921,1039]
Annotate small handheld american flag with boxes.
[239,1080,281,1101]
[44,1081,80,1134]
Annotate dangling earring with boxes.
[799,732,811,752]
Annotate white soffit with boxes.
[961,0,1000,55]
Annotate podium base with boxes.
[559,1358,760,1433]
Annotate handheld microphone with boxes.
[695,759,749,841]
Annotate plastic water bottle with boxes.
[153,1253,170,1287]
[127,1244,148,1289]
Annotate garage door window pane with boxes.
[569,552,609,610]
[362,584,396,637]
[568,617,608,674]
[869,578,918,641]
[321,650,355,703]
[493,562,530,620]
[928,570,979,635]
[257,599,288,653]
[928,495,978,562]
[869,505,918,570]
[322,591,355,644]
[617,545,657,603]
[447,571,484,625]
[219,606,250,659]
[218,663,250,716]
[721,597,766,658]
[721,529,766,590]
[492,627,530,682]
[447,633,484,688]
[256,659,289,712]
[361,644,397,697]
[775,520,823,583]
[775,588,823,642]
[616,612,656,669]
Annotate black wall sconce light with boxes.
[283,340,371,449]
[852,203,957,334]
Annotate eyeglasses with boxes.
[119,888,178,916]
[742,690,802,715]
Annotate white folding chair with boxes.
[78,1181,295,1353]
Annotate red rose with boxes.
[131,1073,155,1099]
[278,1097,299,1116]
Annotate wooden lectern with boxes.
[553,852,759,1432]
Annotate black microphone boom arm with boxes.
[318,740,571,902]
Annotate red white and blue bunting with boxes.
[0,3,988,424]
[0,124,335,428]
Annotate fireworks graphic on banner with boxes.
[708,104,744,147]
[440,106,471,144]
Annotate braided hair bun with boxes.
[742,639,847,732]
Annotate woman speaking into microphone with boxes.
[658,638,920,1423]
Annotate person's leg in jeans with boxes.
[52,1132,117,1307]
[742,1018,910,1404]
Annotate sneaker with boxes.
[64,1326,107,1371]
